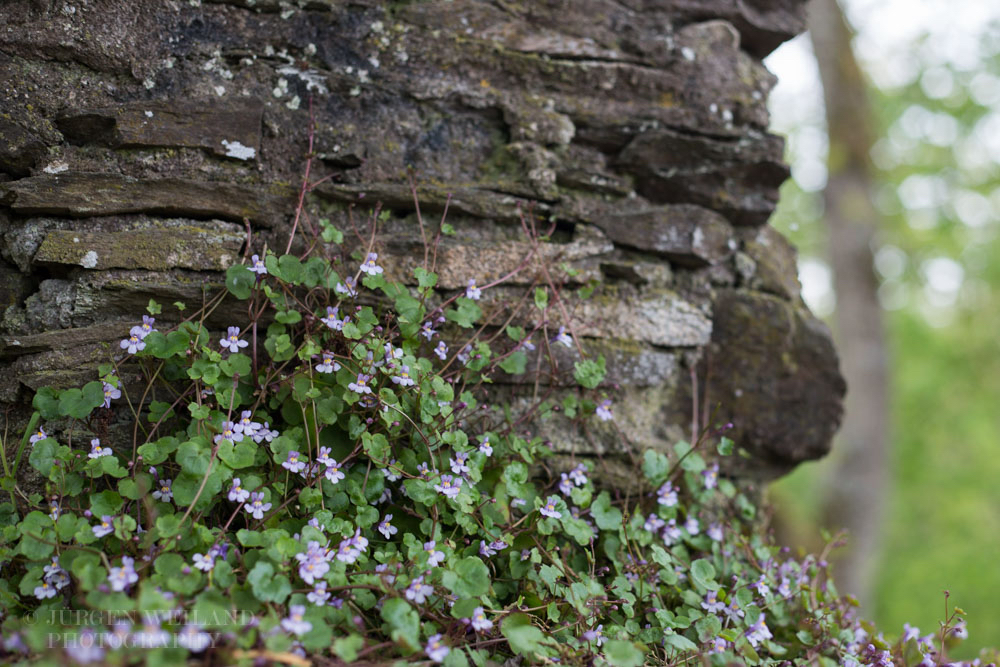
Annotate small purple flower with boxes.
[479,540,498,558]
[92,515,114,538]
[234,410,260,436]
[478,437,492,457]
[434,474,462,499]
[250,254,267,275]
[102,381,121,408]
[228,478,250,503]
[377,514,398,539]
[251,422,278,444]
[177,624,213,652]
[316,352,339,374]
[707,522,724,542]
[424,541,445,567]
[553,326,573,348]
[152,478,173,503]
[420,321,437,340]
[336,276,358,297]
[348,373,373,395]
[457,343,473,364]
[745,613,773,648]
[583,624,605,646]
[417,462,432,478]
[433,341,448,360]
[644,514,665,533]
[569,463,588,486]
[425,633,449,663]
[64,628,104,664]
[469,606,492,631]
[107,556,138,592]
[34,581,56,599]
[702,463,719,490]
[391,364,415,386]
[657,481,678,507]
[192,553,214,572]
[215,421,244,444]
[449,452,470,475]
[120,333,146,354]
[245,491,271,520]
[316,447,334,467]
[282,451,306,474]
[360,252,383,275]
[282,605,312,637]
[88,438,111,459]
[465,278,481,300]
[951,622,968,639]
[752,574,770,597]
[29,427,48,445]
[710,637,729,654]
[558,473,573,496]
[321,306,345,330]
[405,575,433,604]
[685,516,700,535]
[519,337,536,352]
[596,399,613,422]
[220,326,248,353]
[539,496,562,519]
[662,519,682,545]
[308,581,331,606]
[131,315,157,339]
[701,591,726,614]
[324,460,346,484]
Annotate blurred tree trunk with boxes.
[808,0,889,609]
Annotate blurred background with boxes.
[764,0,1000,656]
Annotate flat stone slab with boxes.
[597,205,734,267]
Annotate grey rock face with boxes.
[0,0,842,480]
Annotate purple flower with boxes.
[465,278,482,300]
[469,606,492,631]
[64,628,104,664]
[405,575,433,604]
[34,580,56,599]
[220,326,248,353]
[710,637,729,653]
[383,460,401,482]
[752,574,769,597]
[723,599,745,624]
[360,252,383,275]
[192,553,214,572]
[745,613,773,648]
[449,452,470,475]
[657,481,678,507]
[433,341,448,360]
[424,541,445,567]
[479,540,498,558]
[120,333,146,354]
[434,474,462,499]
[596,399,613,422]
[177,624,213,652]
[324,460,346,484]
[558,473,573,496]
[644,514,665,533]
[391,364,415,386]
[417,462,432,478]
[152,478,173,503]
[321,306,345,330]
[88,438,111,459]
[707,522,724,542]
[306,582,331,606]
[420,321,437,340]
[29,427,48,445]
[282,451,306,474]
[701,591,725,614]
[553,326,573,348]
[108,556,138,592]
[662,519,682,545]
[348,373,373,395]
[478,437,493,457]
[251,422,278,444]
[92,515,114,538]
[519,337,536,352]
[234,410,260,436]
[457,343,472,364]
[131,315,157,339]
[282,605,312,637]
[539,496,562,519]
[583,624,605,646]
[702,463,719,490]
[228,478,250,503]
[134,621,170,648]
[296,543,330,584]
[685,517,700,535]
[316,352,339,374]
[214,421,244,444]
[377,514,398,539]
[951,622,968,639]
[336,276,358,297]
[244,491,271,519]
[250,254,267,275]
[569,463,588,486]
[102,381,121,408]
[425,633,450,663]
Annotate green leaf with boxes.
[590,491,622,531]
[380,597,420,651]
[217,440,258,469]
[146,298,162,315]
[32,388,61,420]
[501,613,552,658]
[28,439,58,476]
[664,633,699,652]
[498,350,527,375]
[689,558,718,592]
[442,557,490,597]
[248,561,291,603]
[58,381,105,419]
[414,267,437,289]
[573,355,606,389]
[642,450,670,485]
[446,298,482,328]
[155,514,183,539]
[604,640,646,667]
[534,287,549,310]
[226,263,256,299]
[332,634,364,662]
[717,436,734,456]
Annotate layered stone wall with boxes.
[0,0,844,480]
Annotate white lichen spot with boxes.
[286,95,301,110]
[709,103,718,114]
[43,161,69,174]
[280,7,294,19]
[221,140,256,161]
[721,108,734,124]
[144,110,154,118]
[358,69,370,84]
[214,85,226,96]
[395,49,409,63]
[264,45,275,57]
[188,0,201,6]
[273,78,289,98]
[349,86,361,97]
[80,251,99,269]
[73,237,80,243]
[368,56,380,69]
[681,47,696,62]
[164,57,176,69]
[143,78,156,90]
[63,5,76,15]
[370,20,384,34]
[305,43,317,56]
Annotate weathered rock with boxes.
[667,0,808,58]
[596,205,734,267]
[737,224,802,300]
[0,119,47,177]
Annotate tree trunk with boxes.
[0,0,843,483]
[809,0,889,608]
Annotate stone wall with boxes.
[0,0,844,481]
